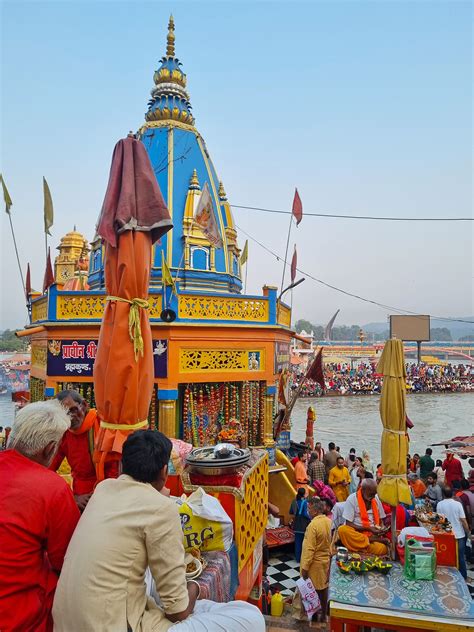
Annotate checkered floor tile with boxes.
[265,551,300,596]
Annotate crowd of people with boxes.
[0,392,265,632]
[291,362,474,396]
[287,440,474,604]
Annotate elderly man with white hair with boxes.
[0,400,80,632]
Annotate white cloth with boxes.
[397,526,430,547]
[169,600,265,632]
[342,492,386,528]
[331,502,346,530]
[146,567,265,632]
[436,499,466,539]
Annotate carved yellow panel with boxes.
[180,349,265,373]
[31,346,47,369]
[277,302,291,328]
[235,452,268,570]
[56,294,162,320]
[57,295,106,319]
[148,295,163,318]
[31,298,48,322]
[179,295,269,322]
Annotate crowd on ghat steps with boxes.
[291,362,474,396]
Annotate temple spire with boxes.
[166,15,175,57]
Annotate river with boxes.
[1,392,472,464]
[290,393,473,464]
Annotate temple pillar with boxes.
[158,388,178,438]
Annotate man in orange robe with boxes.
[338,479,390,556]
[294,452,310,496]
[50,390,118,510]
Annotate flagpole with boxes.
[244,262,248,294]
[7,213,27,302]
[280,213,293,295]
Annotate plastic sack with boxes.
[178,487,233,552]
[404,537,436,580]
[295,577,321,621]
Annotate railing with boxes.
[30,285,292,328]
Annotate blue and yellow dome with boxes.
[90,16,242,294]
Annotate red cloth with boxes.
[43,247,55,293]
[0,450,80,632]
[442,456,464,486]
[292,188,303,225]
[50,430,97,495]
[96,136,172,247]
[307,348,325,392]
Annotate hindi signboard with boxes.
[47,339,168,378]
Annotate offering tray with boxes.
[186,445,251,475]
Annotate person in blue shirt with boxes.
[289,488,311,563]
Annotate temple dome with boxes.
[89,16,243,294]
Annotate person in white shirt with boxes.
[437,487,470,580]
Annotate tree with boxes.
[458,334,474,342]
[295,319,314,334]
[0,330,28,352]
[430,328,452,341]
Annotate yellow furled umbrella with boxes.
[377,338,412,507]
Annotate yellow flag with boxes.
[43,177,54,235]
[161,251,175,291]
[0,174,13,214]
[240,239,248,265]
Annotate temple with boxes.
[27,16,292,451]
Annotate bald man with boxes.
[338,479,390,556]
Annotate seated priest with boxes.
[53,430,265,632]
[338,479,390,556]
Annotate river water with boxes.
[1,392,472,464]
[290,393,473,464]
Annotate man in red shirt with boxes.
[442,452,464,487]
[0,400,80,632]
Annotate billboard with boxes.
[389,315,430,342]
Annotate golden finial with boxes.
[189,169,200,190]
[166,15,175,57]
[218,181,227,201]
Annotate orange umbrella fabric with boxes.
[93,137,172,481]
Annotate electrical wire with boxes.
[235,223,474,325]
[232,204,472,222]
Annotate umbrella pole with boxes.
[391,509,396,560]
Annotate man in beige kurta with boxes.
[300,497,332,623]
[53,431,264,632]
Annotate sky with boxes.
[1,0,472,330]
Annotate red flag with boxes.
[406,414,414,429]
[43,247,55,293]
[290,245,297,283]
[292,188,303,226]
[25,263,31,299]
[307,348,325,392]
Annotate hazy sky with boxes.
[1,0,472,330]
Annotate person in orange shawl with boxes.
[338,479,390,556]
[294,452,310,496]
[50,390,118,510]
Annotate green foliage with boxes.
[430,327,452,341]
[0,330,28,352]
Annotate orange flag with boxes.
[290,245,297,283]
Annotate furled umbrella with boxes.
[377,338,412,554]
[93,136,172,481]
